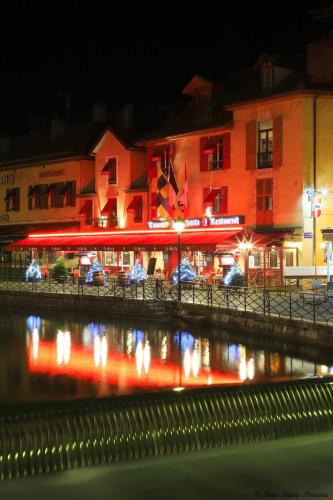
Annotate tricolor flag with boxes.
[156,153,169,219]
[168,159,179,215]
[177,162,188,215]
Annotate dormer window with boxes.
[261,63,275,91]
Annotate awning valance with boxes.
[204,188,222,205]
[127,196,142,211]
[78,200,92,216]
[7,230,241,252]
[101,198,117,215]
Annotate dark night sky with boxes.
[0,1,332,133]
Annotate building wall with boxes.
[0,159,94,229]
[94,132,147,230]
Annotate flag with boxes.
[168,159,179,214]
[177,162,188,215]
[156,153,169,219]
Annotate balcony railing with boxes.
[93,217,119,229]
[257,151,273,168]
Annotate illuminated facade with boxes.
[3,38,333,281]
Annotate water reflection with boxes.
[0,310,332,403]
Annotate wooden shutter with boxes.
[222,133,231,169]
[5,189,10,212]
[13,188,20,211]
[200,137,209,171]
[273,115,283,167]
[203,187,210,207]
[150,192,157,218]
[147,145,157,179]
[220,186,228,213]
[246,121,257,170]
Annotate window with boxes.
[208,139,223,171]
[285,251,294,267]
[203,187,228,214]
[258,121,273,168]
[64,181,76,207]
[200,134,230,171]
[108,158,117,184]
[256,178,273,225]
[127,195,143,223]
[269,250,278,268]
[5,188,20,211]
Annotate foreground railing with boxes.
[0,277,333,325]
[0,377,332,479]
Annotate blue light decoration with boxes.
[133,329,144,345]
[26,315,42,334]
[174,331,195,352]
[87,322,107,337]
[171,257,196,284]
[129,260,147,283]
[25,260,42,282]
[224,263,244,286]
[85,259,107,284]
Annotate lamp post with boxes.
[173,218,185,302]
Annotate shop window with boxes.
[285,251,294,267]
[122,252,130,266]
[256,179,273,225]
[5,188,20,211]
[269,250,278,268]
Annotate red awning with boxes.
[101,158,116,175]
[78,200,92,215]
[7,230,241,251]
[127,196,142,211]
[101,198,117,215]
[204,188,221,204]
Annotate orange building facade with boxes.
[4,38,333,284]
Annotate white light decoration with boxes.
[161,336,167,361]
[173,218,185,234]
[100,336,108,368]
[32,328,39,361]
[192,349,200,378]
[94,336,101,366]
[135,341,143,377]
[205,206,212,218]
[143,341,151,375]
[247,358,255,380]
[184,348,191,379]
[56,330,64,365]
[239,359,247,382]
[56,330,71,365]
[127,331,133,356]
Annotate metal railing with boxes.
[1,275,333,325]
[0,377,332,479]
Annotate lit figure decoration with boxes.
[26,260,42,282]
[129,260,147,283]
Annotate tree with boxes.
[171,257,196,284]
[26,260,42,282]
[224,263,244,286]
[52,256,68,281]
[85,259,107,284]
[129,260,147,283]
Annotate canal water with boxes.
[0,308,333,403]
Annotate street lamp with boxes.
[173,218,185,301]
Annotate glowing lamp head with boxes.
[173,218,185,234]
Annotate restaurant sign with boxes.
[147,216,245,230]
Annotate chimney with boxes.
[92,102,107,123]
[50,116,66,141]
[121,103,134,130]
[307,35,333,82]
[0,135,11,154]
